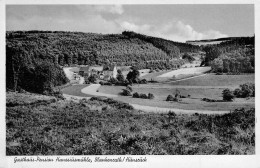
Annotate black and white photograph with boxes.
[1,0,259,168]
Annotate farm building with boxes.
[79,66,102,77]
[79,65,117,80]
[102,65,118,80]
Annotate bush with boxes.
[104,82,112,86]
[233,83,255,98]
[166,95,174,101]
[132,92,140,98]
[140,79,148,84]
[121,89,132,96]
[88,75,97,83]
[139,93,148,99]
[148,93,155,99]
[109,77,118,84]
[222,89,235,101]
[239,83,254,98]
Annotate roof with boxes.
[79,66,103,72]
[79,66,90,72]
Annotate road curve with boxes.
[81,84,118,98]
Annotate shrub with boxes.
[104,82,112,86]
[109,77,118,84]
[132,92,139,98]
[233,88,242,97]
[222,89,235,101]
[99,81,104,85]
[166,95,174,101]
[121,89,132,96]
[233,83,255,98]
[239,83,255,98]
[140,79,148,84]
[148,93,155,99]
[139,93,148,99]
[88,75,97,83]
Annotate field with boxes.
[62,84,91,97]
[98,74,255,111]
[6,92,255,155]
[158,67,211,77]
[169,74,255,87]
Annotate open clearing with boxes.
[158,66,211,77]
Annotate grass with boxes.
[6,92,255,155]
[61,84,92,97]
[99,85,255,111]
[168,74,255,87]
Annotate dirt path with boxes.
[63,67,74,80]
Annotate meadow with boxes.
[62,84,91,97]
[168,74,255,86]
[98,74,255,111]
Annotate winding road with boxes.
[62,67,230,114]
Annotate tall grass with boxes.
[6,93,254,155]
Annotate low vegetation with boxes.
[6,92,255,155]
[132,92,154,99]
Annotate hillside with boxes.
[6,31,200,93]
[6,92,255,155]
[6,31,188,67]
[122,31,201,54]
[199,36,255,73]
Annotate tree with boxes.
[126,69,140,83]
[211,58,223,73]
[88,75,97,83]
[222,89,235,101]
[203,47,222,66]
[148,93,155,99]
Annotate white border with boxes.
[0,0,259,168]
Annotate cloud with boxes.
[6,5,227,42]
[118,20,228,42]
[94,5,124,14]
[7,14,121,34]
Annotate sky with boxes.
[6,4,254,42]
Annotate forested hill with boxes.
[122,31,201,54]
[6,30,200,94]
[6,30,194,67]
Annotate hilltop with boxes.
[186,36,254,46]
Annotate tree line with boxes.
[201,36,254,73]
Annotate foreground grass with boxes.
[6,92,255,155]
